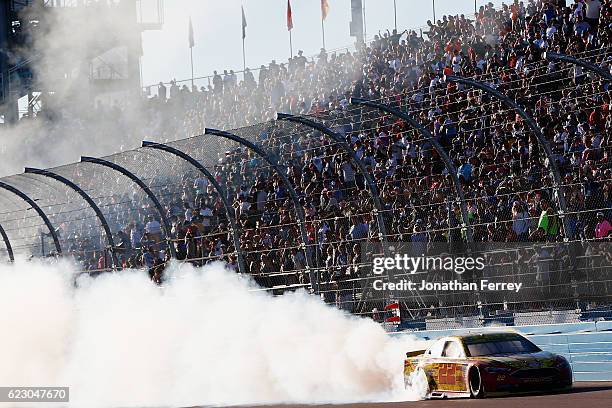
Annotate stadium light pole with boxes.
[276,112,390,255]
[204,128,318,293]
[141,141,246,275]
[350,97,474,244]
[80,156,177,259]
[0,222,14,262]
[443,74,570,238]
[0,180,62,256]
[24,167,119,269]
[543,51,612,82]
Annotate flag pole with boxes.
[188,17,195,88]
[393,0,397,32]
[321,18,326,50]
[241,5,247,79]
[363,0,367,41]
[190,46,194,88]
[432,0,436,22]
[242,37,246,75]
[289,30,293,58]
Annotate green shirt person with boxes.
[531,200,559,240]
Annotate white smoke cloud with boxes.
[0,259,428,407]
[0,2,153,177]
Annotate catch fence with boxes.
[0,47,610,329]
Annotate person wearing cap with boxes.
[595,212,612,239]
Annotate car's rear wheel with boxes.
[415,367,430,399]
[468,367,484,398]
[406,367,430,399]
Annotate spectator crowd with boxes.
[4,0,611,314]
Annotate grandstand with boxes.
[0,0,610,329]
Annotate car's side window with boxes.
[427,339,446,357]
[442,340,463,358]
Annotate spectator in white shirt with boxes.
[145,215,162,251]
[584,0,602,29]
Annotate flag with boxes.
[287,0,293,31]
[241,6,247,39]
[321,0,329,21]
[188,17,194,48]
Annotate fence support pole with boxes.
[350,97,474,244]
[0,180,62,255]
[80,156,177,259]
[444,75,570,239]
[204,128,317,293]
[544,51,612,81]
[24,168,118,269]
[141,141,246,275]
[0,221,14,262]
[277,113,390,254]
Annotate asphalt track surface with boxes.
[229,382,612,408]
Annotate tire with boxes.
[406,366,430,399]
[468,366,485,398]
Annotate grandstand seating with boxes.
[0,0,610,325]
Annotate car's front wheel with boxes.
[468,366,484,398]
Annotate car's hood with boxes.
[477,351,558,368]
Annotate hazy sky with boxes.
[141,0,504,88]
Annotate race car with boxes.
[404,331,572,398]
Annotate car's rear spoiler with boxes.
[406,350,426,358]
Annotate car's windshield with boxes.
[466,338,541,357]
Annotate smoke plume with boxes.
[0,2,153,177]
[0,259,428,407]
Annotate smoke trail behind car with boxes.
[0,259,428,407]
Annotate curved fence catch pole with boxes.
[141,141,246,275]
[444,75,570,239]
[276,112,390,254]
[0,180,62,255]
[544,51,612,82]
[80,156,177,259]
[0,221,14,262]
[350,97,474,244]
[204,128,317,293]
[24,168,119,269]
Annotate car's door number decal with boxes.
[437,363,465,390]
